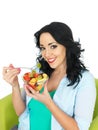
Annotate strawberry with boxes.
[33,73,39,78]
[23,72,31,81]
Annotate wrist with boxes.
[46,98,54,109]
[12,84,20,91]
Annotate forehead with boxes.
[39,32,56,44]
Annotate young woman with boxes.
[3,22,96,130]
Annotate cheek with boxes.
[59,50,66,60]
[41,52,45,58]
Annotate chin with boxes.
[49,64,56,69]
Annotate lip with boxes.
[47,58,56,64]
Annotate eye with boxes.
[40,46,45,51]
[50,45,57,49]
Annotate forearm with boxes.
[47,100,79,130]
[12,85,26,116]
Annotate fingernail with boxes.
[17,68,21,72]
[9,64,14,68]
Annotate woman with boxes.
[3,22,96,130]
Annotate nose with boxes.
[44,49,51,58]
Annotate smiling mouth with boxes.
[47,58,56,64]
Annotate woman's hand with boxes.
[24,82,52,106]
[2,64,21,88]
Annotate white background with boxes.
[0,0,98,98]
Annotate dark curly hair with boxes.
[34,22,87,87]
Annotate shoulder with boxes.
[80,70,95,85]
[77,70,96,93]
[81,70,94,79]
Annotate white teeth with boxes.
[48,58,55,62]
[49,59,54,61]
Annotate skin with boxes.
[2,32,79,130]
[2,64,26,115]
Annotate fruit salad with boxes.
[23,70,48,91]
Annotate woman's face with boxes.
[39,32,66,70]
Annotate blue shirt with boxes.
[18,71,96,130]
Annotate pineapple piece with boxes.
[42,73,48,79]
[29,78,37,86]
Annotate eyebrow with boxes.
[40,42,57,46]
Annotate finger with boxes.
[3,68,19,82]
[2,66,14,76]
[44,80,48,88]
[24,84,31,95]
[24,85,39,99]
[24,84,36,94]
[28,86,37,94]
[2,67,8,75]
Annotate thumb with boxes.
[44,80,48,93]
[9,64,14,68]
